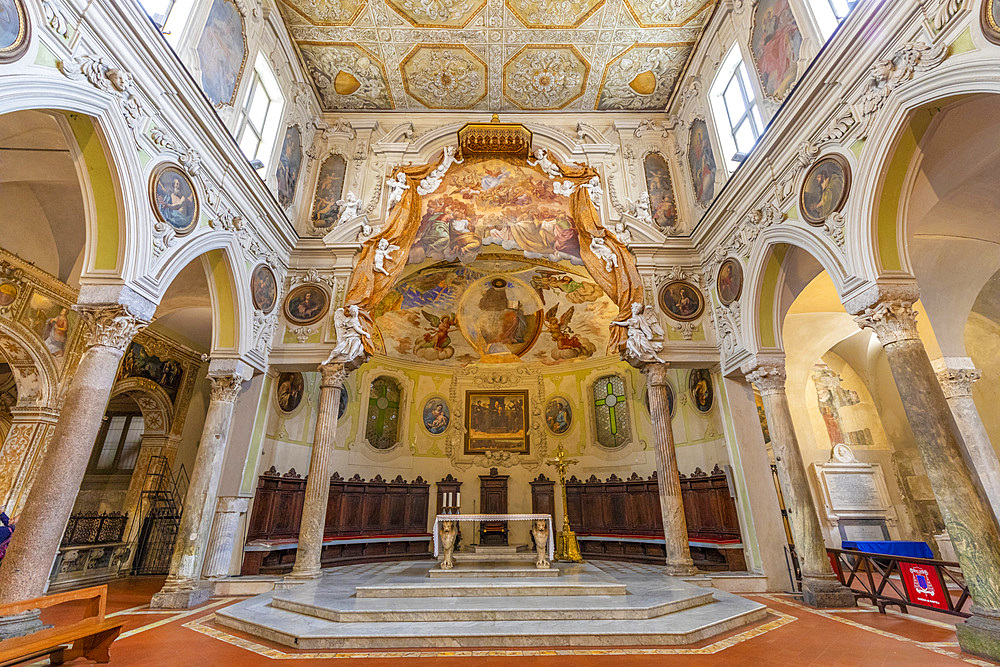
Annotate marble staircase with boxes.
[216,560,768,649]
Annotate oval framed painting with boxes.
[0,0,30,64]
[275,371,304,414]
[688,368,714,414]
[283,284,329,326]
[658,280,704,322]
[150,163,199,235]
[717,258,743,306]
[250,264,277,314]
[0,282,17,308]
[422,396,450,435]
[984,0,1000,45]
[800,154,851,225]
[544,396,573,435]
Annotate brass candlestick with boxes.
[546,443,583,562]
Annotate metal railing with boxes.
[828,547,971,617]
[61,512,128,546]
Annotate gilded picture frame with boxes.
[149,163,200,236]
[464,389,529,455]
[0,0,30,64]
[799,154,851,225]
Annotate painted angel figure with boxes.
[589,236,618,273]
[385,172,409,211]
[335,191,361,226]
[326,304,371,364]
[630,192,655,226]
[612,302,665,363]
[552,180,576,197]
[373,237,399,276]
[580,175,604,209]
[527,148,562,179]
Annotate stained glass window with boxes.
[593,375,631,449]
[365,376,401,450]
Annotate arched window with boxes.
[365,376,402,450]
[709,44,764,174]
[809,0,858,40]
[593,375,631,449]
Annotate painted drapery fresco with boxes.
[408,157,583,266]
[643,153,677,231]
[311,154,348,231]
[372,254,617,366]
[276,126,302,209]
[688,119,717,206]
[196,0,246,107]
[750,0,802,101]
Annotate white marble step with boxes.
[269,586,713,622]
[427,563,559,578]
[451,551,537,562]
[471,544,526,554]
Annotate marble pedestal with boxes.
[150,582,212,609]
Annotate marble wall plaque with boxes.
[825,469,882,511]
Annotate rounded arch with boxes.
[0,320,61,408]
[149,233,251,357]
[743,228,852,353]
[846,58,1000,283]
[0,77,150,288]
[109,377,174,437]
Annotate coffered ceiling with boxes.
[278,0,716,112]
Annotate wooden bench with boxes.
[0,585,124,666]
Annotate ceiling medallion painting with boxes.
[299,42,394,109]
[281,0,367,26]
[386,0,486,27]
[278,0,717,111]
[505,0,605,28]
[504,46,589,110]
[400,45,487,109]
[597,44,688,110]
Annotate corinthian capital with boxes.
[319,361,349,388]
[853,300,919,346]
[639,361,671,387]
[208,374,244,403]
[743,361,786,395]
[932,358,982,399]
[75,305,147,352]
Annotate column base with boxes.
[0,610,45,639]
[957,606,1000,662]
[664,560,698,576]
[149,579,212,609]
[801,575,856,608]
[282,568,323,585]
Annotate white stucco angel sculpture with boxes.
[589,236,618,273]
[630,192,655,226]
[335,191,361,227]
[580,175,604,209]
[385,172,409,211]
[613,302,665,363]
[373,237,399,276]
[417,145,464,196]
[611,219,633,246]
[325,304,371,365]
[527,148,562,179]
[552,180,576,197]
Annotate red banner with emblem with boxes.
[899,561,949,610]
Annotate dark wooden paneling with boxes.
[530,474,555,518]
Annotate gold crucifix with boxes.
[546,443,583,562]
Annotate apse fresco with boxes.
[373,254,618,366]
[409,157,582,266]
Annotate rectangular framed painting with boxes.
[464,390,529,455]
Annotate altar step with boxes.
[451,550,537,563]
[216,561,769,649]
[427,562,559,578]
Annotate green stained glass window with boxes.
[593,375,630,449]
[365,376,401,450]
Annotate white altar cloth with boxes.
[433,513,554,560]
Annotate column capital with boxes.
[319,361,349,388]
[638,361,670,386]
[74,305,147,352]
[208,374,244,403]
[743,363,787,396]
[853,299,920,346]
[933,358,982,399]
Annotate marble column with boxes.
[744,359,855,608]
[287,362,348,581]
[641,362,697,575]
[150,367,246,609]
[0,306,146,607]
[851,293,1000,660]
[202,496,250,578]
[933,357,1000,524]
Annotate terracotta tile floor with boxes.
[23,576,1000,666]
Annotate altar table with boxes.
[433,513,554,561]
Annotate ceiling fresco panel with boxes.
[596,43,690,110]
[401,45,488,109]
[300,42,395,110]
[385,0,487,27]
[503,45,589,110]
[280,0,368,26]
[505,0,606,29]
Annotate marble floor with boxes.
[23,565,997,665]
